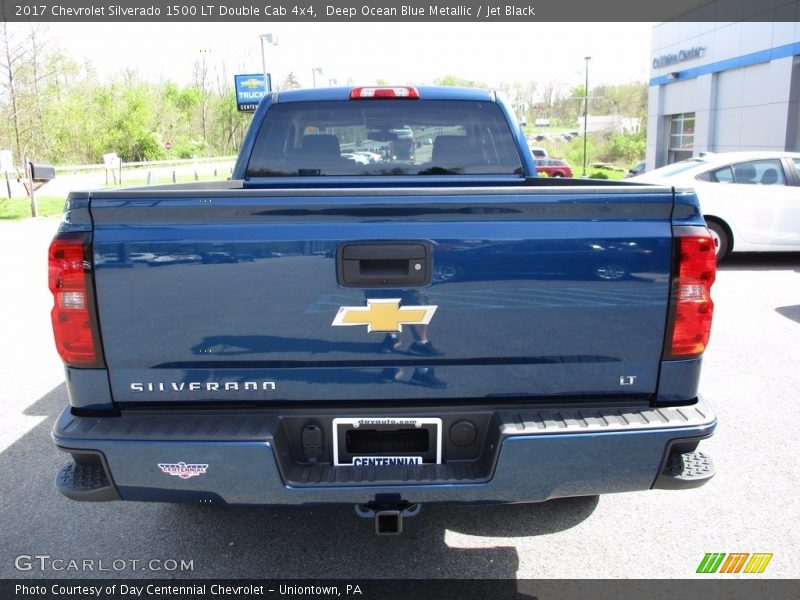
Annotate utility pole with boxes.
[260,33,277,93]
[312,67,323,88]
[583,56,591,177]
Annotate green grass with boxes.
[0,197,65,220]
[589,166,625,180]
[538,165,626,180]
[0,172,227,220]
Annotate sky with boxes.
[45,22,654,93]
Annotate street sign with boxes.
[234,73,271,112]
[0,149,13,172]
[103,153,120,168]
[103,152,121,185]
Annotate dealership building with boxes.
[646,16,800,168]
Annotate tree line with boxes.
[437,75,647,165]
[1,23,256,166]
[436,75,647,131]
[1,24,647,168]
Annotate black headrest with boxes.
[301,135,341,159]
[432,135,480,167]
[760,168,778,184]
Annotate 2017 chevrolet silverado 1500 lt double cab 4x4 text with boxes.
[49,86,716,535]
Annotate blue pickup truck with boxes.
[48,86,717,534]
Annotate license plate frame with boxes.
[332,417,442,467]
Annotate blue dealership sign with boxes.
[234,73,271,112]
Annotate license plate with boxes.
[332,417,442,467]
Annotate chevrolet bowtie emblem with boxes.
[332,299,437,333]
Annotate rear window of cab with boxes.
[245,100,523,177]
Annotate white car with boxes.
[341,152,371,165]
[528,146,548,158]
[630,151,800,258]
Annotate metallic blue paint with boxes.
[671,189,706,226]
[275,86,493,104]
[657,358,704,403]
[65,368,114,410]
[55,419,716,506]
[59,194,93,232]
[50,88,715,508]
[87,189,676,404]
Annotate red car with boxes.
[535,158,573,177]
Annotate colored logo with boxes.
[696,553,773,574]
[332,299,437,333]
[158,462,209,479]
[240,78,263,89]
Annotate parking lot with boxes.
[1,218,798,580]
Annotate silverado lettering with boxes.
[130,381,277,393]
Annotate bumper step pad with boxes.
[654,450,715,490]
[55,461,120,502]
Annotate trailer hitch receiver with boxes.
[355,494,421,535]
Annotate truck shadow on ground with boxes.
[775,305,800,325]
[156,495,599,578]
[0,383,598,580]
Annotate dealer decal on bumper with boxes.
[158,462,209,479]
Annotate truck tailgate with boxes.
[89,186,674,404]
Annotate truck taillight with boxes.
[349,86,420,99]
[48,234,103,367]
[664,230,716,359]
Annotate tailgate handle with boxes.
[338,242,431,287]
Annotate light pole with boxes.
[583,56,591,177]
[312,67,323,88]
[260,33,277,92]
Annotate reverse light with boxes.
[349,86,420,100]
[48,234,102,367]
[665,231,716,359]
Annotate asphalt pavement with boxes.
[1,218,798,580]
